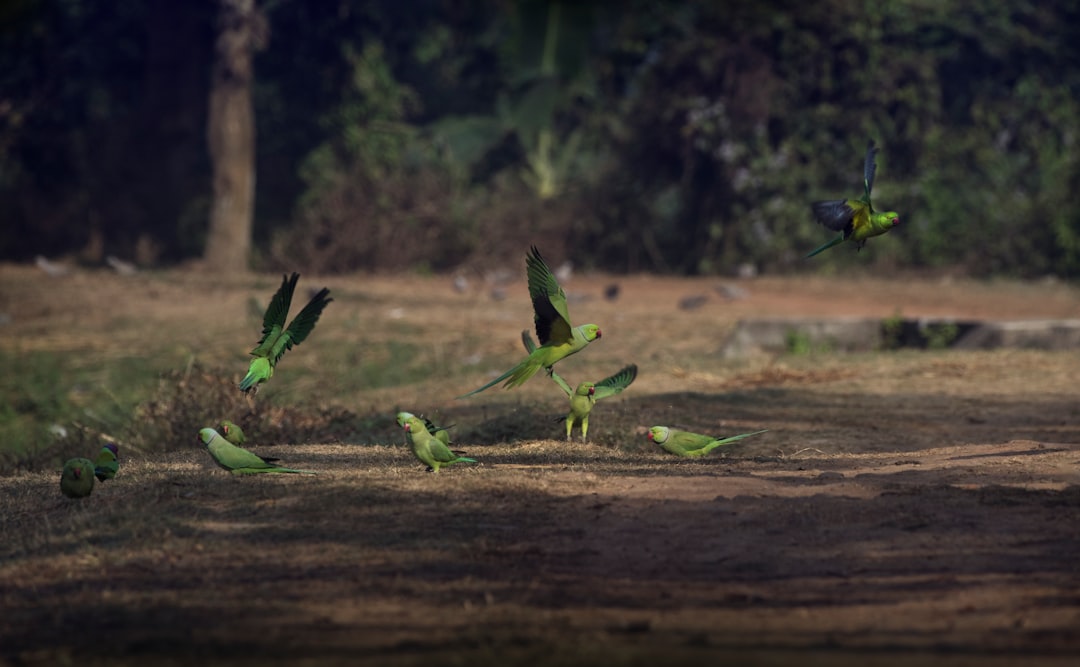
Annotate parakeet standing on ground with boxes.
[239,272,333,393]
[60,458,95,498]
[459,246,601,397]
[562,366,638,442]
[396,412,476,473]
[395,412,454,447]
[522,330,636,441]
[198,428,316,475]
[806,140,900,258]
[648,426,768,457]
[93,443,119,482]
[219,420,246,446]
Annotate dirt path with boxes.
[1,266,1079,665]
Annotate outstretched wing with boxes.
[810,200,856,233]
[526,246,573,346]
[592,364,638,400]
[251,273,299,357]
[271,287,333,363]
[862,139,878,203]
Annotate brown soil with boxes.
[1,264,1079,666]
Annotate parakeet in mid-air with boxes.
[806,140,900,258]
[219,420,246,446]
[396,412,476,473]
[239,273,333,393]
[522,330,637,441]
[648,426,768,457]
[93,443,119,482]
[198,428,316,475]
[60,458,95,498]
[459,246,601,397]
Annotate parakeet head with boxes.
[102,443,118,456]
[575,382,595,397]
[396,412,415,428]
[647,426,669,444]
[198,428,218,447]
[581,324,601,341]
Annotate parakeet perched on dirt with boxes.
[61,458,95,498]
[93,443,119,482]
[239,272,333,394]
[396,412,476,473]
[460,246,600,397]
[806,140,900,258]
[219,420,246,446]
[648,426,767,457]
[198,427,316,475]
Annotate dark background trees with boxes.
[2,0,1078,277]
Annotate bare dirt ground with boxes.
[1,264,1079,666]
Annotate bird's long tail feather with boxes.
[457,357,538,398]
[702,429,769,454]
[805,235,845,258]
[230,467,318,475]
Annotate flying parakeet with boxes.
[93,443,119,482]
[522,330,637,441]
[219,420,246,446]
[806,140,900,258]
[198,427,316,475]
[239,272,333,393]
[648,426,768,457]
[60,458,95,498]
[459,246,601,397]
[396,412,476,473]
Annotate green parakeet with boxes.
[459,246,601,397]
[198,427,315,475]
[93,443,119,482]
[522,330,636,441]
[396,412,476,473]
[648,426,768,457]
[219,420,246,446]
[239,273,333,393]
[61,458,95,498]
[395,411,454,447]
[806,140,900,258]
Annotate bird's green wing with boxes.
[526,246,573,346]
[668,430,719,451]
[521,329,573,396]
[251,273,299,357]
[270,287,333,363]
[592,364,638,400]
[862,139,878,203]
[93,444,119,481]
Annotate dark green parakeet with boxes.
[239,273,333,394]
[61,458,95,498]
[806,140,900,258]
[198,427,315,475]
[648,426,767,457]
[397,412,476,473]
[219,420,246,446]
[459,246,600,397]
[93,443,119,482]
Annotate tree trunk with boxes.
[204,0,264,271]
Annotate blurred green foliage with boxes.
[1,0,1078,276]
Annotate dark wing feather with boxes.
[863,139,878,201]
[272,287,332,363]
[526,246,572,345]
[262,273,299,338]
[811,200,856,233]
